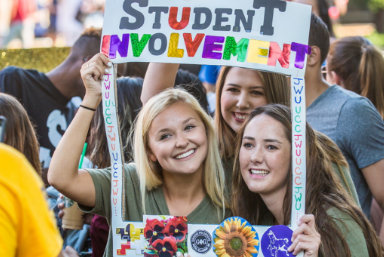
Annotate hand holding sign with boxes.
[81,53,112,108]
[288,214,320,257]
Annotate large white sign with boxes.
[101,1,311,256]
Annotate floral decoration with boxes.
[213,217,259,257]
[144,219,166,244]
[144,215,188,257]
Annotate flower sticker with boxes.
[144,215,188,257]
[152,237,178,257]
[164,217,188,242]
[144,219,166,244]
[213,217,259,257]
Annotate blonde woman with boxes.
[48,54,230,257]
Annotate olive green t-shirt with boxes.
[79,163,231,257]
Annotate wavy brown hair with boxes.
[328,36,384,119]
[214,67,290,160]
[0,93,41,174]
[232,104,384,257]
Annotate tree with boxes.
[369,0,384,33]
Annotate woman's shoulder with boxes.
[326,207,369,256]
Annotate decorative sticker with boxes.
[261,225,294,257]
[144,215,188,257]
[213,217,259,257]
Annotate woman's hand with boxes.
[80,53,112,108]
[288,214,321,257]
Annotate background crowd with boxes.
[1,0,384,257]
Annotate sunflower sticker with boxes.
[213,217,259,257]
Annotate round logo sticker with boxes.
[191,230,212,254]
[261,225,294,257]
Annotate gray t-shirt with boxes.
[307,85,384,217]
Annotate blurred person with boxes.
[305,14,384,220]
[0,143,78,257]
[0,0,13,39]
[56,0,83,46]
[0,28,102,171]
[198,65,220,115]
[0,93,41,174]
[0,0,36,48]
[292,0,336,40]
[326,36,384,243]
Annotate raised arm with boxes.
[48,53,111,207]
[141,63,179,105]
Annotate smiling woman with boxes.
[231,104,384,257]
[48,53,230,257]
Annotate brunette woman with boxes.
[232,104,383,257]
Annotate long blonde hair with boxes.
[133,88,226,214]
[214,67,290,160]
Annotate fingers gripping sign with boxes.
[288,215,321,257]
[81,53,113,101]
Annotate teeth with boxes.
[250,170,269,175]
[235,113,246,120]
[175,149,195,159]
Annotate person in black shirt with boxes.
[0,28,102,171]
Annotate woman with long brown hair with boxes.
[232,104,384,256]
[0,93,41,174]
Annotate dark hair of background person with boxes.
[70,27,102,59]
[327,36,384,119]
[0,93,41,175]
[88,77,143,169]
[317,0,335,37]
[174,69,209,113]
[88,69,208,168]
[231,104,384,257]
[214,67,290,160]
[309,13,330,65]
[124,63,201,78]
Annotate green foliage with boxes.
[366,31,384,48]
[369,0,384,12]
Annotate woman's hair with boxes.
[232,104,383,256]
[0,93,41,174]
[88,77,143,168]
[328,36,384,118]
[214,67,290,160]
[134,88,226,214]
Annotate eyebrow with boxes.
[226,83,264,89]
[156,117,196,134]
[243,136,282,144]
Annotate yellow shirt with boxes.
[0,143,62,257]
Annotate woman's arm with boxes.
[141,63,179,105]
[48,53,111,207]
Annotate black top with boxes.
[0,66,76,168]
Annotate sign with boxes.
[101,1,311,256]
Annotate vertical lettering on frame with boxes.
[291,76,306,230]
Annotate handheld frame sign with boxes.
[101,1,310,256]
